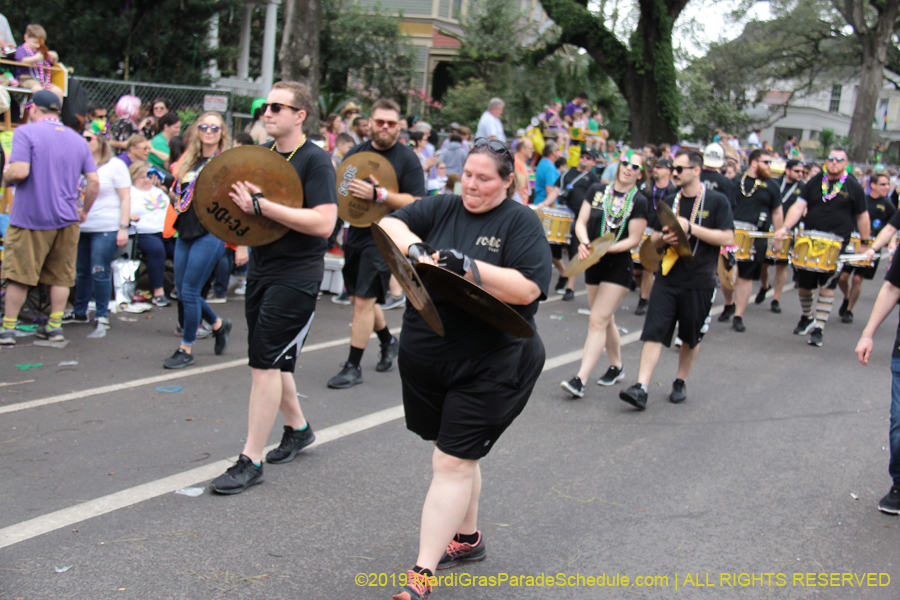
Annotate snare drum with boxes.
[765,228,792,262]
[846,231,871,267]
[631,227,654,265]
[535,206,575,245]
[732,221,757,262]
[791,230,843,272]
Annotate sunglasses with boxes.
[83,134,97,141]
[372,119,399,129]
[673,165,698,174]
[472,137,514,165]
[263,102,301,114]
[759,160,772,165]
[826,156,847,162]
[620,161,642,172]
[197,124,221,133]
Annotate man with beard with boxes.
[719,149,782,332]
[328,99,425,388]
[700,143,736,209]
[635,157,676,315]
[756,159,804,312]
[775,148,870,347]
[350,115,369,145]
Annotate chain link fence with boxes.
[75,77,234,133]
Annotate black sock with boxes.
[347,346,364,368]
[375,326,393,346]
[456,531,479,545]
[412,565,433,578]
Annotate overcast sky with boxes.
[675,0,773,59]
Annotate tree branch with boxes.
[539,0,629,73]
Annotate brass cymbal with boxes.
[192,145,304,247]
[415,263,534,339]
[639,238,664,272]
[718,254,737,291]
[370,223,444,337]
[656,201,693,264]
[562,234,615,277]
[336,151,399,226]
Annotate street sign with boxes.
[203,95,229,112]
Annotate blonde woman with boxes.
[163,112,232,369]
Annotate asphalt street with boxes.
[0,273,898,600]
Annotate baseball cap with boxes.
[251,98,266,114]
[655,158,673,169]
[32,90,61,112]
[581,149,599,160]
[703,143,725,169]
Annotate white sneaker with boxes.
[97,316,110,329]
[234,280,247,296]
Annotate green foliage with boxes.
[439,79,492,129]
[232,95,255,115]
[177,108,201,130]
[678,63,755,142]
[318,89,353,118]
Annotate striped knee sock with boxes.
[800,295,814,318]
[47,311,63,330]
[2,316,15,331]
[815,297,833,330]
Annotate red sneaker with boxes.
[437,532,486,570]
[391,570,432,600]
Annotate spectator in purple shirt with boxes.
[563,92,589,122]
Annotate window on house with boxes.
[452,0,462,19]
[829,85,842,113]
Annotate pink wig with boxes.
[115,95,142,121]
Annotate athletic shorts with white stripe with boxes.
[245,280,317,372]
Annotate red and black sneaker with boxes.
[391,570,433,600]
[436,532,486,570]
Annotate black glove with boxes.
[408,242,436,263]
[436,249,472,276]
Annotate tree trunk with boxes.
[280,0,321,131]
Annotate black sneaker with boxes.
[163,348,195,369]
[755,287,768,304]
[62,312,90,324]
[375,338,400,372]
[209,454,264,494]
[842,310,854,324]
[561,376,585,398]
[213,318,232,355]
[619,384,647,411]
[793,316,815,335]
[36,325,65,342]
[770,299,782,313]
[717,304,735,322]
[597,365,625,386]
[152,295,171,307]
[878,484,900,514]
[635,298,648,316]
[669,379,687,404]
[732,315,746,332]
[562,289,575,301]
[266,424,316,464]
[437,532,486,570]
[0,329,16,346]
[555,276,568,293]
[808,327,824,347]
[327,362,363,389]
[838,298,849,317]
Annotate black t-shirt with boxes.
[649,188,734,289]
[701,169,735,208]
[584,183,649,271]
[391,195,552,361]
[646,180,676,211]
[174,156,214,241]
[556,167,601,214]
[777,175,803,215]
[886,205,900,231]
[732,174,781,256]
[799,174,867,241]
[885,255,900,358]
[343,140,426,250]
[249,141,338,284]
[866,195,895,237]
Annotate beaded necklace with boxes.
[821,170,848,202]
[740,171,763,197]
[599,184,637,243]
[22,45,50,89]
[270,134,307,162]
[173,151,219,213]
[671,183,706,257]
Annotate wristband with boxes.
[408,242,437,263]
[375,187,388,203]
[119,224,129,230]
[251,192,263,215]
[436,249,472,277]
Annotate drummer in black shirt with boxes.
[328,98,425,389]
[620,149,734,410]
[720,149,783,332]
[775,147,870,347]
[635,158,677,315]
[209,82,338,494]
[561,150,649,398]
[380,140,550,600]
[758,159,804,313]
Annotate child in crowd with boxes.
[427,162,448,194]
[14,24,63,97]
[330,132,354,170]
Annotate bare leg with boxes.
[721,283,734,306]
[759,262,770,290]
[241,368,284,463]
[576,283,628,381]
[2,281,28,321]
[637,341,663,386]
[733,277,752,318]
[847,274,864,311]
[606,316,622,367]
[415,447,479,573]
[49,285,69,315]
[773,263,788,301]
[350,296,377,349]
[838,272,850,299]
[640,269,654,300]
[458,463,482,535]
[675,342,701,380]
[552,257,566,279]
[389,275,402,298]
[278,372,307,430]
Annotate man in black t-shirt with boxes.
[776,147,870,347]
[208,81,338,495]
[837,173,896,323]
[758,159,805,313]
[538,150,601,300]
[634,158,677,315]
[854,255,900,515]
[620,149,734,411]
[720,149,783,333]
[700,143,736,209]
[328,98,425,390]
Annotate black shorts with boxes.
[245,279,317,372]
[737,260,763,281]
[795,267,842,291]
[584,255,633,288]
[399,336,546,460]
[550,238,578,261]
[841,257,880,280]
[640,283,714,349]
[343,243,391,303]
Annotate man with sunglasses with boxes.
[836,173,895,324]
[719,149,783,333]
[757,159,805,312]
[328,98,425,389]
[635,158,677,315]
[619,149,734,410]
[775,147,870,347]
